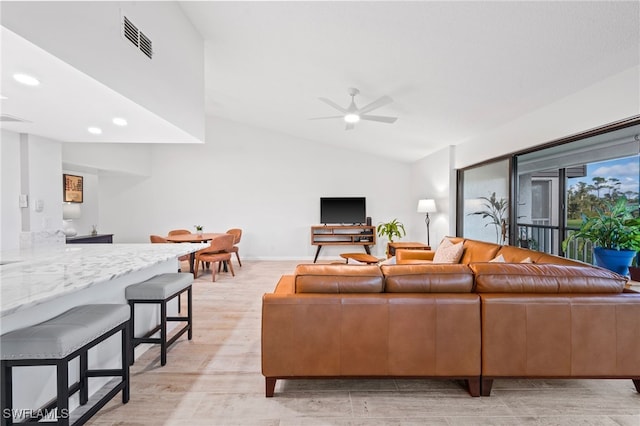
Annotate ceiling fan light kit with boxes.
[311,87,398,130]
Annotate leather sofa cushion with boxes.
[470,263,626,293]
[294,264,384,293]
[381,264,474,293]
[460,239,501,264]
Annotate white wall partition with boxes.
[1,130,22,251]
[1,1,205,141]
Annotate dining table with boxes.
[166,233,225,273]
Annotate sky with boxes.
[569,155,639,197]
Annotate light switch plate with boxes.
[19,194,28,208]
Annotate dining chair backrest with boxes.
[168,229,191,236]
[150,235,169,243]
[203,234,235,254]
[226,228,242,245]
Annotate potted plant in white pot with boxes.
[562,196,640,276]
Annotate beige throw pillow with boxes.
[489,254,505,263]
[520,257,533,263]
[432,239,464,263]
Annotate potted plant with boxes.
[629,254,640,281]
[194,225,204,237]
[377,219,406,256]
[562,196,640,276]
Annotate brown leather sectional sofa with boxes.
[261,238,640,397]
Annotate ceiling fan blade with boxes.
[309,115,345,120]
[358,95,393,114]
[345,122,355,130]
[318,97,348,113]
[360,114,398,123]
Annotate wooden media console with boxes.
[311,225,376,262]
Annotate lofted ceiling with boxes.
[1,2,639,162]
[180,1,640,162]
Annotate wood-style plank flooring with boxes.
[88,260,640,425]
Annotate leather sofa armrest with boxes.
[272,275,295,294]
[396,249,435,264]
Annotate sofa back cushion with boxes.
[460,239,500,264]
[294,264,384,293]
[381,264,474,293]
[470,263,626,293]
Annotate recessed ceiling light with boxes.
[87,127,102,135]
[112,117,127,126]
[13,73,40,86]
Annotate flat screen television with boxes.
[320,197,366,225]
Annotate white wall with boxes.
[97,116,414,259]
[1,1,205,141]
[1,130,22,251]
[409,145,454,249]
[455,66,640,169]
[0,131,65,250]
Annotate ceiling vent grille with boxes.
[122,16,153,59]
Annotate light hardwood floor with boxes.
[88,260,640,425]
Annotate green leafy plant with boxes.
[376,218,406,243]
[562,196,640,252]
[468,192,508,243]
[194,225,203,231]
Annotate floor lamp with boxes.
[417,199,436,246]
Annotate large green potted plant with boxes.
[562,196,640,276]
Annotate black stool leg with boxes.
[80,350,88,405]
[56,359,70,426]
[1,361,13,426]
[160,300,167,366]
[188,286,193,340]
[128,300,136,365]
[121,322,130,404]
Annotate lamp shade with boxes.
[63,202,82,219]
[417,199,436,213]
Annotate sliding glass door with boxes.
[458,158,510,244]
[515,126,639,257]
[457,119,639,261]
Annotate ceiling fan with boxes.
[311,88,398,130]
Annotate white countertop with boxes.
[0,243,205,317]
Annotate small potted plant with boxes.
[377,218,406,256]
[194,225,204,237]
[562,196,640,276]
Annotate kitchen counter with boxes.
[0,242,206,413]
[1,243,205,317]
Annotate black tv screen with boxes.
[320,197,366,225]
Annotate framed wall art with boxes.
[63,174,83,203]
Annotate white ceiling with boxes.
[180,1,639,162]
[1,2,639,162]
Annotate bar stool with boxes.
[1,304,130,426]
[125,272,193,366]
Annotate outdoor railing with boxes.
[516,223,594,264]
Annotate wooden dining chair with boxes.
[225,228,243,267]
[168,229,191,236]
[194,234,235,281]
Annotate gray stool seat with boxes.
[1,304,130,360]
[125,273,193,366]
[1,304,130,426]
[125,272,193,300]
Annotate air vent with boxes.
[0,114,30,123]
[122,15,153,59]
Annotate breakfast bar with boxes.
[0,242,205,421]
